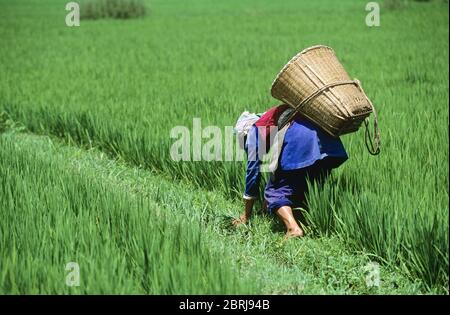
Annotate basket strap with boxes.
[279,79,381,156]
[279,80,358,130]
[266,121,290,173]
[299,59,354,118]
[354,79,381,155]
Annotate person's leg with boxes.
[265,170,304,238]
[275,206,304,238]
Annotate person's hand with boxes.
[232,214,249,226]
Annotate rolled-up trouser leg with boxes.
[264,159,332,214]
[264,169,307,214]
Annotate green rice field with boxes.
[0,0,448,294]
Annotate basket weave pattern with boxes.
[271,45,373,137]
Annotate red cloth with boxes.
[254,104,290,151]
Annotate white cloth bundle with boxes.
[233,111,262,149]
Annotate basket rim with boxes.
[270,45,334,96]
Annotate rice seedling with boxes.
[0,0,447,292]
[0,132,256,294]
[0,131,432,294]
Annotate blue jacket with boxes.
[243,118,348,199]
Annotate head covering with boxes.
[233,111,261,135]
[234,111,262,149]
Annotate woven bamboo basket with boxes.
[271,45,378,143]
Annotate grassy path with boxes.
[0,129,431,294]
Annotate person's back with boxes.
[279,116,347,172]
[233,105,348,238]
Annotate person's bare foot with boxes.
[285,227,304,239]
[232,214,248,227]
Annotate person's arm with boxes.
[233,126,261,225]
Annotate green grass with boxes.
[0,130,432,294]
[0,0,448,292]
[0,131,257,294]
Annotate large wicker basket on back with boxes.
[271,45,380,154]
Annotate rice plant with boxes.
[0,134,254,294]
[0,0,448,292]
